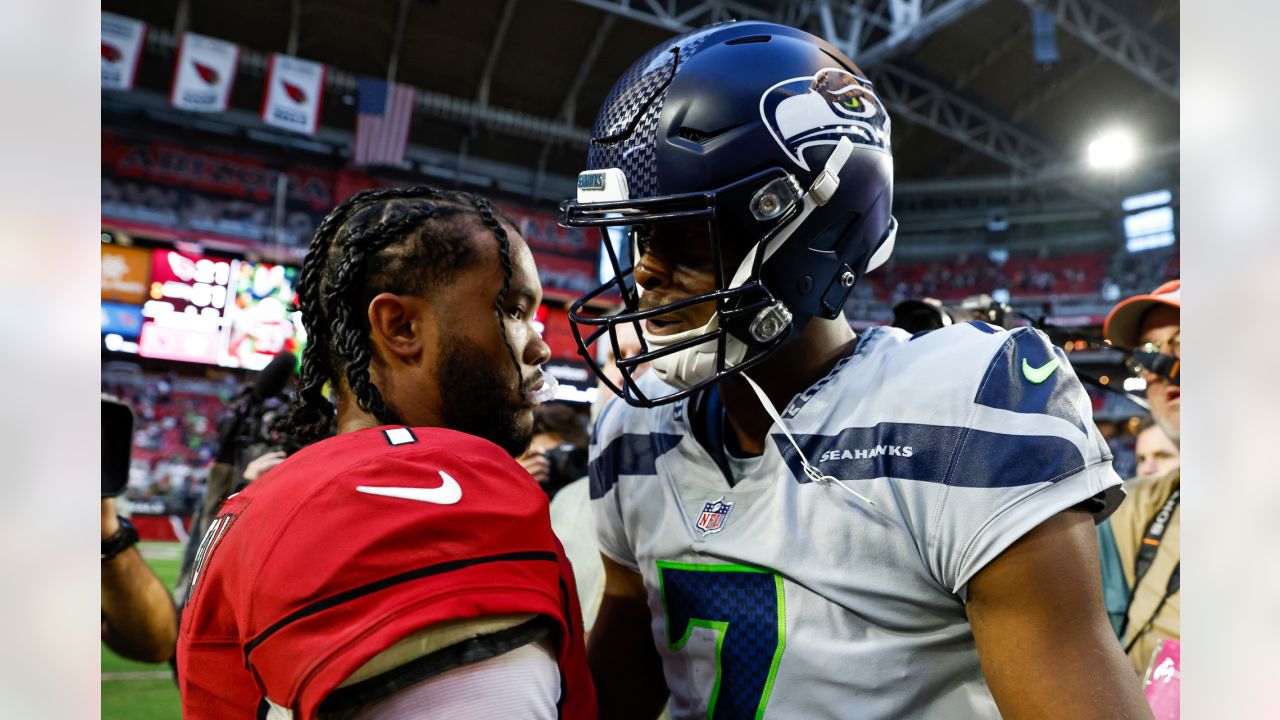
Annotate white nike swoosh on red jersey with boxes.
[356,470,462,505]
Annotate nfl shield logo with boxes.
[695,497,733,536]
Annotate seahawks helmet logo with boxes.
[759,68,891,172]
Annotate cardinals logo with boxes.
[101,42,122,63]
[282,81,307,104]
[167,251,197,282]
[759,68,890,172]
[193,61,220,85]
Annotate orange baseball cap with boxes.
[1103,279,1180,348]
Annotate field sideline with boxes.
[102,541,183,719]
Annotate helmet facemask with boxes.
[564,168,807,407]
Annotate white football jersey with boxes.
[589,323,1123,719]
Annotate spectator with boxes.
[1097,279,1181,674]
[516,402,589,500]
[241,449,287,481]
[549,320,645,634]
[1132,416,1180,488]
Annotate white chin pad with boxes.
[642,314,747,390]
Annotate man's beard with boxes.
[437,331,533,457]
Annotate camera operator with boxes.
[1097,279,1181,674]
[102,397,178,664]
[516,401,589,501]
[890,297,957,334]
[175,352,295,604]
[891,294,1012,335]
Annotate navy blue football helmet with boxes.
[561,21,897,407]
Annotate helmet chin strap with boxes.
[740,372,875,506]
[645,138,861,390]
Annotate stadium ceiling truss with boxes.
[1015,0,1178,100]
[565,0,1062,181]
[134,0,1176,206]
[561,0,1176,209]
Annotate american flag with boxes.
[353,76,416,167]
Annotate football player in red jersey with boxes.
[177,186,596,719]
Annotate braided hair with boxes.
[276,185,524,448]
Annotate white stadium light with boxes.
[1121,189,1173,212]
[1122,187,1177,253]
[1087,130,1136,170]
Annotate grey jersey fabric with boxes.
[589,323,1123,719]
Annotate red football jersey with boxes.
[177,426,596,719]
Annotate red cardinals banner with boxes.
[261,53,326,136]
[102,13,146,91]
[170,32,239,112]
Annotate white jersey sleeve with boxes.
[588,394,642,571]
[776,324,1122,599]
[911,325,1122,596]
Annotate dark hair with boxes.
[1135,415,1158,435]
[276,185,522,447]
[531,402,589,450]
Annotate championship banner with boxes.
[261,53,326,136]
[170,32,239,112]
[101,13,146,91]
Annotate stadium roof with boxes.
[103,0,1180,254]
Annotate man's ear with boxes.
[367,293,433,362]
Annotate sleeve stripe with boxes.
[588,432,683,499]
[774,423,1086,489]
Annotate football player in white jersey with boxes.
[559,21,1151,720]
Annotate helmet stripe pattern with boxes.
[587,28,717,198]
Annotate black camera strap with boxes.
[1133,485,1179,587]
[1119,482,1180,643]
[1125,562,1180,655]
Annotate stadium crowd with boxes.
[861,245,1180,303]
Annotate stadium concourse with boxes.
[100,0,1178,717]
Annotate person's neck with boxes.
[333,383,443,435]
[334,387,385,435]
[718,316,857,455]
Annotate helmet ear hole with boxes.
[806,210,862,253]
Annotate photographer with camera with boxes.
[101,397,179,664]
[175,352,295,604]
[516,401,589,501]
[1098,279,1181,676]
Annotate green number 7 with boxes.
[657,561,786,720]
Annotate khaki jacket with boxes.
[1109,468,1180,674]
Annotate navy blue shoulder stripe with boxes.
[967,320,1000,334]
[589,432,683,499]
[974,327,1087,434]
[772,422,1087,489]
